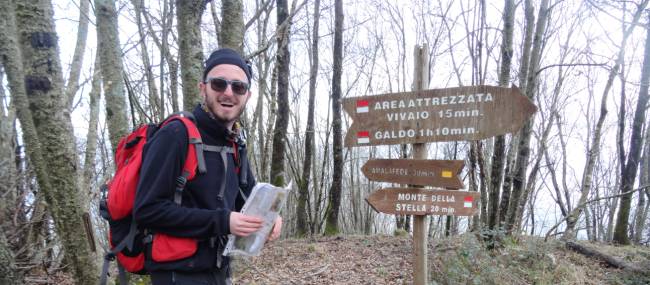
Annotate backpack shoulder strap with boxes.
[160,113,206,205]
[237,143,249,190]
[162,115,252,200]
[161,113,207,176]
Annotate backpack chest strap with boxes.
[175,144,238,204]
[206,145,234,200]
[202,145,235,153]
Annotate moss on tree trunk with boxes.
[177,0,205,110]
[613,14,650,245]
[324,0,344,236]
[6,1,99,283]
[95,0,129,151]
[269,0,291,188]
[219,0,244,52]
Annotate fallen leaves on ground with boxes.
[231,234,650,285]
[232,235,412,285]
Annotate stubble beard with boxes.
[205,95,245,127]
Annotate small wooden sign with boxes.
[343,85,537,147]
[365,188,480,216]
[361,159,464,189]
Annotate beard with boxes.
[203,92,247,127]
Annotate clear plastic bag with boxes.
[222,182,290,256]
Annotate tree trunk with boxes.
[633,115,650,243]
[82,56,102,205]
[324,0,344,236]
[249,1,274,182]
[562,1,648,241]
[210,1,220,36]
[613,13,650,245]
[159,0,170,118]
[141,0,178,113]
[0,10,53,259]
[506,0,548,234]
[296,0,320,237]
[220,0,244,52]
[632,188,647,243]
[314,103,332,234]
[0,65,18,283]
[0,227,13,279]
[516,110,555,230]
[0,232,15,283]
[132,0,161,120]
[606,194,618,241]
[488,0,514,230]
[545,149,568,217]
[0,66,15,224]
[566,241,647,274]
[500,0,532,227]
[95,0,129,150]
[585,206,593,241]
[3,1,99,282]
[264,63,278,182]
[397,145,410,232]
[168,52,180,113]
[269,0,291,187]
[475,141,487,231]
[499,135,517,226]
[253,53,269,181]
[551,111,572,216]
[177,0,205,110]
[65,0,89,108]
[567,1,648,242]
[468,142,482,226]
[517,0,534,91]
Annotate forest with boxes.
[0,0,649,284]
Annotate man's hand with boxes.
[268,216,283,241]
[229,212,263,237]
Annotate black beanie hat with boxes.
[203,48,253,82]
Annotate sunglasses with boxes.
[205,77,249,95]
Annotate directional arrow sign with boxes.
[343,85,537,147]
[362,159,464,189]
[366,188,480,216]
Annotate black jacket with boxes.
[134,105,255,272]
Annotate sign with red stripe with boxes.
[357,131,370,144]
[464,196,473,208]
[356,100,369,113]
[365,188,480,216]
[342,85,537,147]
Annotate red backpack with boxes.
[99,112,208,285]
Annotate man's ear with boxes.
[198,81,207,99]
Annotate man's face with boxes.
[199,64,251,128]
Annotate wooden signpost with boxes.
[347,44,537,285]
[342,85,537,147]
[361,159,464,189]
[410,46,429,285]
[366,188,480,216]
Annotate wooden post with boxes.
[412,44,429,285]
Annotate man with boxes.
[134,48,282,285]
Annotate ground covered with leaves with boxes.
[20,234,650,284]
[231,234,650,285]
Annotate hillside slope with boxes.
[232,234,650,285]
